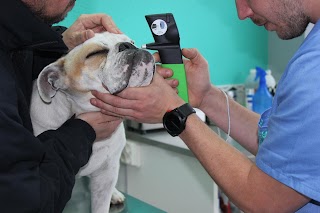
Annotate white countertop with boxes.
[125,125,255,161]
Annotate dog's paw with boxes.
[111,188,125,204]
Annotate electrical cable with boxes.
[220,89,231,143]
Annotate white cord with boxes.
[221,89,231,143]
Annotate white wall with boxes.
[268,24,314,81]
[117,139,219,213]
[268,32,304,82]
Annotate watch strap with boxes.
[163,103,196,137]
[175,103,196,117]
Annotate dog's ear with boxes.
[37,61,66,103]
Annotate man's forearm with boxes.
[199,85,260,155]
[179,115,309,212]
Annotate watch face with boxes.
[163,103,195,137]
[163,111,184,136]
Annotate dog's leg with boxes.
[89,162,121,213]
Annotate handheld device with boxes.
[142,13,189,102]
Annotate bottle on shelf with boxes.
[252,66,273,114]
[265,69,276,96]
[244,68,258,111]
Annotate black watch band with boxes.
[163,103,196,137]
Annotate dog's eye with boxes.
[86,49,109,58]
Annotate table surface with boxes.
[110,193,166,213]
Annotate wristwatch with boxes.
[163,103,196,137]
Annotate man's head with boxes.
[21,0,75,25]
[235,0,311,40]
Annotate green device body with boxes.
[162,64,188,102]
[144,13,189,102]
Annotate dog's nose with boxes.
[118,42,137,52]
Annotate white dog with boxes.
[30,32,155,213]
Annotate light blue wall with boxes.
[59,0,267,85]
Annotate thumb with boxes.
[182,48,206,65]
[182,48,199,60]
[81,30,95,43]
[74,30,95,46]
[85,29,95,40]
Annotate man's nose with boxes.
[118,42,137,52]
[235,0,254,20]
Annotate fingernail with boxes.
[90,99,96,105]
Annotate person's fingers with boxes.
[91,26,105,33]
[153,52,161,63]
[90,91,137,116]
[85,29,95,40]
[78,14,122,34]
[100,114,123,122]
[165,78,179,89]
[100,109,136,120]
[92,87,141,102]
[67,29,94,48]
[182,48,199,60]
[90,97,138,119]
[182,48,207,66]
[156,65,173,78]
[155,66,178,88]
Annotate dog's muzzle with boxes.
[102,42,155,94]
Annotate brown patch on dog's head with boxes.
[63,43,110,92]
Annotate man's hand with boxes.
[90,73,185,124]
[180,48,211,109]
[153,49,211,109]
[62,14,122,49]
[77,112,122,142]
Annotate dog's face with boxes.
[37,32,155,104]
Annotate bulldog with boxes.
[30,32,155,213]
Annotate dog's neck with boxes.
[62,87,107,116]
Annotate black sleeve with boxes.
[0,64,95,212]
[51,26,67,35]
[38,118,95,213]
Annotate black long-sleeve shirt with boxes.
[0,0,95,212]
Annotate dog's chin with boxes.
[104,78,129,95]
[107,85,127,95]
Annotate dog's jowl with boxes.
[30,32,155,213]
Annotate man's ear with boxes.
[37,60,66,103]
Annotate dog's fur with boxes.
[30,32,155,213]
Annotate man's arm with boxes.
[199,85,261,155]
[0,67,94,212]
[37,118,95,212]
[180,114,309,212]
